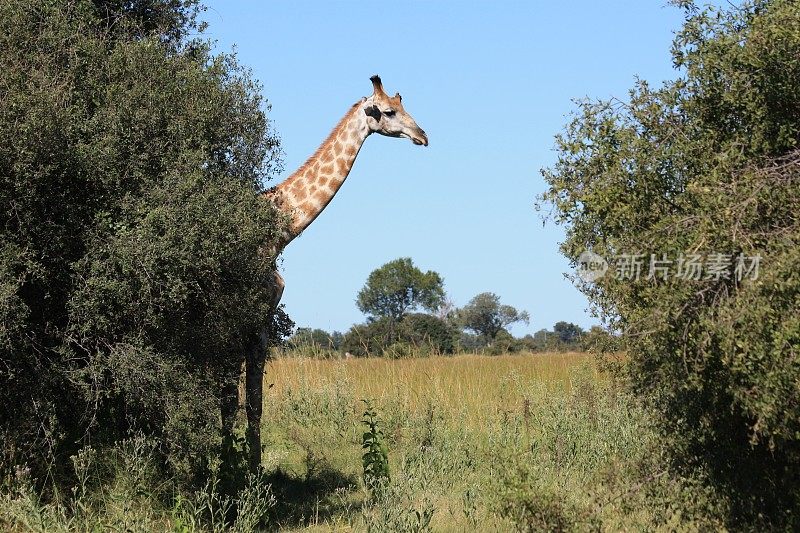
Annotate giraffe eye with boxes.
[383,109,396,117]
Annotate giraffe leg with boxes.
[220,373,239,471]
[244,269,285,472]
[270,270,285,310]
[245,329,268,472]
[220,378,238,437]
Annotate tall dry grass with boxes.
[266,352,595,428]
[2,351,724,531]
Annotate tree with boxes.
[400,313,457,355]
[521,329,563,352]
[457,292,529,344]
[553,322,584,344]
[540,0,800,526]
[341,318,396,357]
[341,313,456,357]
[0,0,287,488]
[287,327,342,352]
[356,258,445,321]
[580,326,620,353]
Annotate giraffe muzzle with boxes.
[412,129,429,146]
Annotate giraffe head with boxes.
[363,75,428,146]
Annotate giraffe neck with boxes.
[266,100,371,248]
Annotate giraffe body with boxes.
[239,76,427,470]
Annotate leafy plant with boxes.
[0,0,287,489]
[356,258,445,322]
[456,292,529,346]
[361,400,390,492]
[539,0,800,526]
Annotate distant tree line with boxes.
[283,257,612,358]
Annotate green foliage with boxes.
[341,314,456,357]
[520,330,563,353]
[342,317,396,357]
[285,327,343,358]
[579,326,620,354]
[553,321,583,344]
[496,482,597,533]
[485,330,524,355]
[0,436,277,532]
[517,323,587,354]
[397,313,457,355]
[456,292,530,344]
[356,258,445,321]
[89,0,206,48]
[0,0,287,489]
[540,0,800,526]
[361,400,390,492]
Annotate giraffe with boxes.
[229,75,428,470]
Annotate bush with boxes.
[342,314,456,357]
[399,313,457,355]
[285,328,343,357]
[0,0,286,489]
[341,318,396,357]
[540,0,800,526]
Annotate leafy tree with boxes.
[288,327,342,352]
[341,318,396,357]
[0,0,287,488]
[553,322,584,344]
[399,313,457,355]
[520,329,561,352]
[579,326,621,354]
[540,0,800,526]
[356,258,445,321]
[341,313,455,357]
[457,292,529,344]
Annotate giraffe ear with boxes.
[364,105,381,121]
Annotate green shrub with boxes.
[361,401,390,492]
[0,0,286,489]
[540,0,800,526]
[496,482,597,533]
[342,314,457,357]
[399,313,457,355]
[341,318,396,357]
[284,328,343,358]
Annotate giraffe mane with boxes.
[287,100,362,181]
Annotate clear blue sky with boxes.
[201,1,692,336]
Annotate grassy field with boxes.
[266,352,596,428]
[258,352,700,531]
[2,351,721,531]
